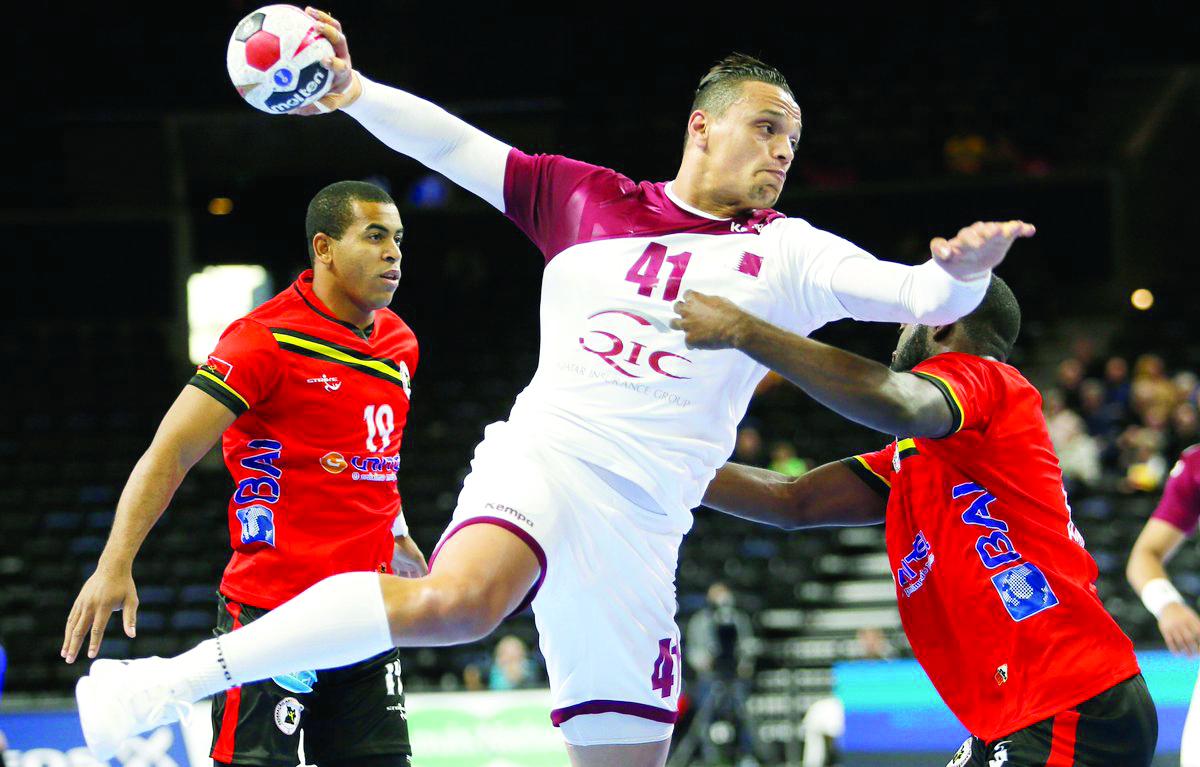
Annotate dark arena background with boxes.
[5,3,1200,765]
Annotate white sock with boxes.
[168,571,393,700]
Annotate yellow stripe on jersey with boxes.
[196,368,249,409]
[853,454,891,488]
[272,332,410,389]
[912,371,965,434]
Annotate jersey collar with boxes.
[663,181,729,221]
[292,270,375,341]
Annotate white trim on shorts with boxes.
[558,711,674,746]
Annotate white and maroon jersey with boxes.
[501,150,874,530]
[1152,444,1200,535]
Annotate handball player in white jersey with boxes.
[73,9,1034,766]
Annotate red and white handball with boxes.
[226,5,335,114]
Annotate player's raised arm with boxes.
[703,461,885,530]
[671,291,955,438]
[62,387,236,663]
[829,220,1035,326]
[296,8,511,211]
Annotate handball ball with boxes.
[227,5,335,114]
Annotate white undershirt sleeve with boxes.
[341,75,512,212]
[830,257,990,326]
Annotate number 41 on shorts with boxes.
[651,638,681,698]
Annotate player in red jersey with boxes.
[673,276,1158,766]
[63,181,427,766]
[1128,444,1200,765]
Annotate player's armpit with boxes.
[703,461,885,530]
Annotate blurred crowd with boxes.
[1044,339,1199,495]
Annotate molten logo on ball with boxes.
[227,5,335,114]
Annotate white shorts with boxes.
[430,421,684,744]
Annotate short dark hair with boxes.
[691,53,796,118]
[305,180,396,263]
[959,275,1021,361]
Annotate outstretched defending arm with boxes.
[298,8,511,211]
[672,294,954,437]
[703,461,886,530]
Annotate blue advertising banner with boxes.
[0,711,190,766]
[835,649,1196,753]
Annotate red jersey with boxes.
[845,352,1138,742]
[188,271,418,608]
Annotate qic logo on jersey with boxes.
[579,309,691,379]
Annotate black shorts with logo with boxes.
[210,594,412,767]
[947,673,1157,767]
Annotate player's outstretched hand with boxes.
[61,566,139,664]
[392,535,430,578]
[1159,602,1200,657]
[671,290,750,350]
[290,7,361,115]
[930,220,1035,282]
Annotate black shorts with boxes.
[210,594,412,766]
[947,673,1157,767]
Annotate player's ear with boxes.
[312,232,334,265]
[688,110,710,149]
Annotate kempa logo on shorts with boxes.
[274,697,304,735]
[485,502,533,528]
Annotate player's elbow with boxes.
[773,475,819,531]
[427,577,511,642]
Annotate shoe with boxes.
[76,657,193,760]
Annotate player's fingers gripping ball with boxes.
[227,4,335,114]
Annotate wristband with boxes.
[391,507,409,539]
[1141,577,1185,619]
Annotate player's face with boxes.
[891,323,933,372]
[704,81,802,211]
[329,200,405,315]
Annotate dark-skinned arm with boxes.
[671,292,954,438]
[704,461,886,529]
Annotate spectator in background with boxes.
[1079,378,1125,442]
[734,425,766,468]
[768,442,808,477]
[1104,356,1132,410]
[1171,404,1200,464]
[1132,354,1178,420]
[683,582,759,767]
[1055,357,1086,409]
[1176,372,1199,408]
[1045,389,1102,490]
[1119,426,1169,494]
[489,635,539,691]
